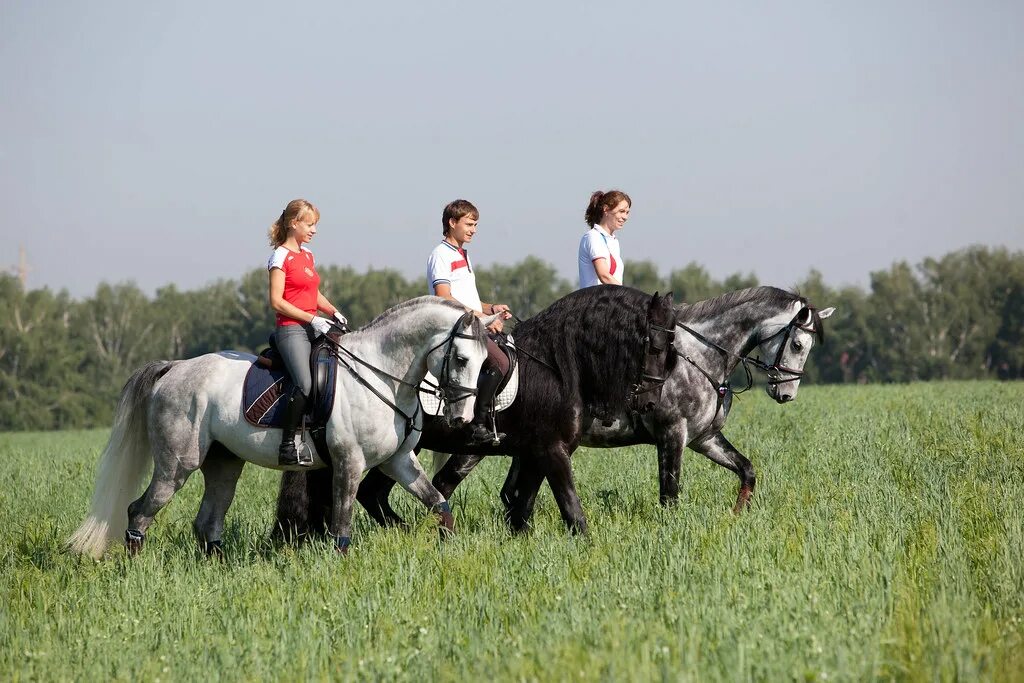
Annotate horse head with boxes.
[425,311,496,426]
[753,302,835,403]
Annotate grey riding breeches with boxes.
[275,323,316,398]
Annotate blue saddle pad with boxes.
[242,344,338,429]
[242,363,290,428]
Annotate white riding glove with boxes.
[333,311,348,326]
[309,316,333,337]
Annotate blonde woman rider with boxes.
[267,199,348,466]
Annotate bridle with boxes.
[628,320,676,414]
[751,311,819,387]
[327,313,482,441]
[674,307,820,415]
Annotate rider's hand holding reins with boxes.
[310,316,333,337]
[485,304,512,334]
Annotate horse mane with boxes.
[676,286,824,342]
[361,296,487,342]
[515,286,671,418]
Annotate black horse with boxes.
[276,286,834,536]
[275,285,677,537]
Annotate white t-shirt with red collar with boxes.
[578,224,623,288]
[426,240,483,312]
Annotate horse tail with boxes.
[429,451,451,476]
[68,360,177,559]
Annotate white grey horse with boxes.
[69,297,496,558]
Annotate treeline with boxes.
[1,246,1021,431]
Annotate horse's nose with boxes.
[780,393,793,403]
[449,416,465,428]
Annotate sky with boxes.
[2,1,1022,298]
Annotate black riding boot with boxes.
[467,368,505,446]
[278,388,310,467]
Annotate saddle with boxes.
[420,333,519,417]
[242,331,342,429]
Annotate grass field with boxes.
[1,382,1023,682]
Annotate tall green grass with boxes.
[1,382,1022,681]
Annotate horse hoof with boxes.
[733,487,753,514]
[204,540,225,559]
[332,535,351,555]
[437,511,456,539]
[125,529,145,556]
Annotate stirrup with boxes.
[296,437,314,467]
[468,422,504,446]
[279,436,313,467]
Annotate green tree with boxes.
[0,276,95,429]
[668,263,719,304]
[475,257,573,319]
[624,260,667,294]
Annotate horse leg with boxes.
[274,469,333,544]
[356,466,404,529]
[656,427,687,507]
[378,453,454,536]
[193,442,245,557]
[499,455,523,512]
[126,462,196,555]
[504,457,547,534]
[545,448,588,535]
[432,452,486,501]
[328,450,366,555]
[690,432,756,513]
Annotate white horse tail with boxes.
[429,451,451,477]
[68,360,177,559]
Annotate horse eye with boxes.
[455,355,468,365]
[792,340,803,351]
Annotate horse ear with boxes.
[818,307,836,319]
[460,311,476,328]
[797,306,812,324]
[649,291,671,310]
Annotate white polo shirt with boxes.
[578,225,623,288]
[426,240,483,312]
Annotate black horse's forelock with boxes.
[515,286,668,417]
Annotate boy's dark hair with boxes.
[442,199,479,236]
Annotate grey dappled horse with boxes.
[69,297,496,558]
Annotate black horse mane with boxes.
[514,286,671,418]
[677,286,824,342]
